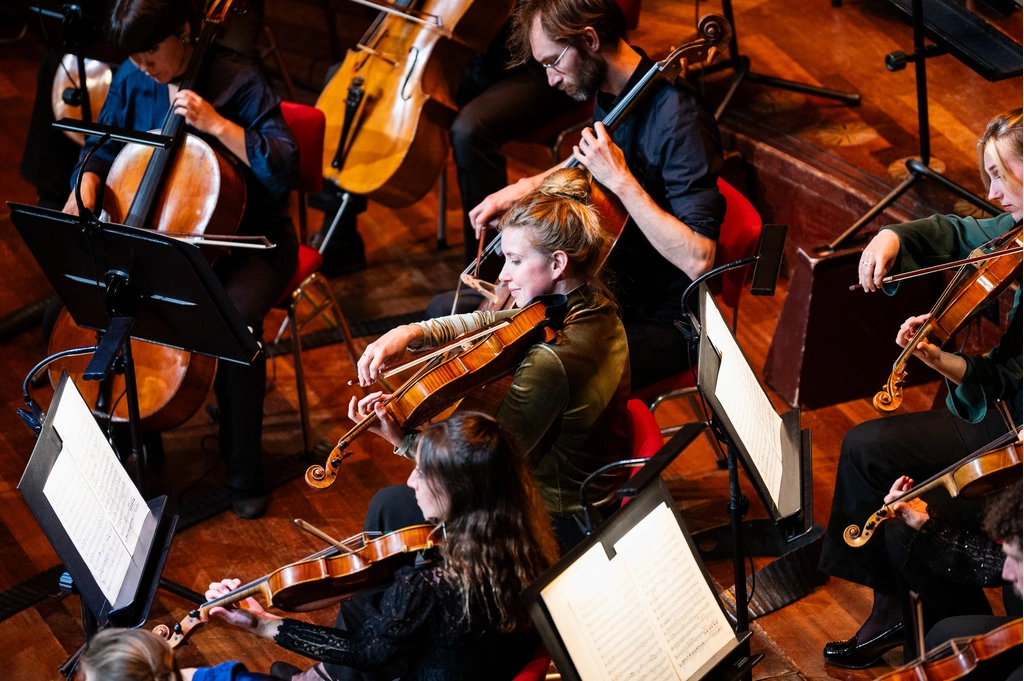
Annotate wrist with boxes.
[256,615,282,639]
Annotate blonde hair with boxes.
[977,109,1023,198]
[80,628,180,681]
[498,167,610,279]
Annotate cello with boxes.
[46,0,247,432]
[316,0,515,207]
[458,14,733,311]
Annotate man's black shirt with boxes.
[593,47,726,321]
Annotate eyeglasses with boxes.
[541,44,571,71]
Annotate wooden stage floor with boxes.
[0,1,1020,679]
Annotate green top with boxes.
[397,284,632,517]
[882,212,1021,425]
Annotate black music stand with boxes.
[823,0,1017,252]
[9,202,261,495]
[19,373,179,677]
[692,284,825,626]
[698,0,860,121]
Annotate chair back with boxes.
[512,644,551,681]
[279,101,325,195]
[715,178,763,311]
[628,398,662,467]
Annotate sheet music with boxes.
[540,503,736,681]
[51,381,148,548]
[614,502,735,680]
[544,544,678,681]
[42,378,149,603]
[704,290,784,505]
[43,453,133,603]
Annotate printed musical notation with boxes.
[42,379,149,603]
[541,503,735,681]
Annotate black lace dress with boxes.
[273,565,539,681]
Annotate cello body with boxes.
[316,0,514,207]
[47,0,248,431]
[51,53,113,146]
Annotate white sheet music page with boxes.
[42,378,149,602]
[541,543,679,681]
[704,290,784,506]
[613,502,735,680]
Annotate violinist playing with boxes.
[446,0,726,391]
[64,0,299,518]
[205,413,559,681]
[879,477,1022,665]
[354,168,630,550]
[819,109,1023,669]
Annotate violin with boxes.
[873,225,1023,412]
[316,0,514,207]
[306,295,566,489]
[152,523,439,649]
[875,618,1022,681]
[460,14,733,310]
[844,429,1022,548]
[47,0,247,432]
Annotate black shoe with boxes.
[823,622,904,669]
[269,661,302,680]
[230,490,269,519]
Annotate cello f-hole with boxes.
[401,47,419,101]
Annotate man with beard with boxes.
[468,0,726,390]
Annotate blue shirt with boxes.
[73,46,298,244]
[192,661,276,681]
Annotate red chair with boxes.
[512,644,552,681]
[630,178,764,444]
[271,101,360,454]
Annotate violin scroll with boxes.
[152,611,204,649]
[873,368,906,412]
[843,507,892,547]
[697,13,732,51]
[305,442,353,489]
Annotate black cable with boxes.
[22,345,99,402]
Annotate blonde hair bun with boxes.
[499,167,609,279]
[537,168,593,204]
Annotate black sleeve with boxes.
[905,511,1007,588]
[656,87,726,241]
[273,567,440,669]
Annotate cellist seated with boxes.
[63,0,300,519]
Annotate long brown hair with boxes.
[507,0,627,67]
[498,167,610,280]
[416,413,559,632]
[977,109,1023,197]
[79,628,180,681]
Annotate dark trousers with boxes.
[819,407,1008,592]
[450,65,577,265]
[213,240,296,493]
[622,306,695,391]
[884,521,994,660]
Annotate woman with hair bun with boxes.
[354,166,631,550]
